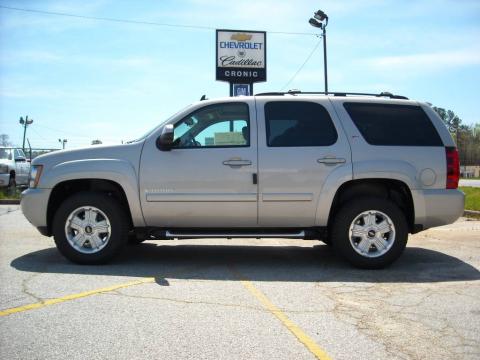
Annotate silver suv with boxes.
[21,92,464,268]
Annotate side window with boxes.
[343,103,443,146]
[15,149,26,158]
[265,101,337,147]
[172,103,250,148]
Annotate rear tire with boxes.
[331,197,408,269]
[53,192,129,264]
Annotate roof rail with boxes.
[255,90,408,100]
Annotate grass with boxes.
[460,186,480,212]
[0,188,21,200]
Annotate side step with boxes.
[164,229,306,239]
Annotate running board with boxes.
[164,230,306,239]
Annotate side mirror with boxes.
[156,124,174,151]
[15,157,26,163]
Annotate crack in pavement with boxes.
[317,281,480,359]
[101,290,331,315]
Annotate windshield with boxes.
[127,104,192,143]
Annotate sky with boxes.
[0,0,479,149]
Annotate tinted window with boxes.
[172,103,249,148]
[344,103,443,146]
[265,101,337,147]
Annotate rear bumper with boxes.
[20,188,51,233]
[412,189,465,230]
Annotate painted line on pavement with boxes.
[231,267,332,360]
[0,278,155,317]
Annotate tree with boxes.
[432,107,461,135]
[0,134,12,146]
[432,107,480,166]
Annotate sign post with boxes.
[216,29,266,96]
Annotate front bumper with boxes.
[20,188,52,233]
[412,189,465,230]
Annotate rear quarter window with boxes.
[343,103,443,146]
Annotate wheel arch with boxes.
[321,178,415,233]
[46,178,136,236]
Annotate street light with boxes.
[58,138,67,149]
[309,10,329,94]
[19,116,33,152]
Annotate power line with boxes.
[0,5,317,36]
[280,36,323,91]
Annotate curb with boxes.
[464,209,480,217]
[0,199,20,205]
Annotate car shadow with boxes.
[10,242,480,285]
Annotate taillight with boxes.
[445,147,459,189]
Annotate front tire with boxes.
[331,197,408,269]
[7,174,16,196]
[53,192,129,264]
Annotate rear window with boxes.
[343,103,443,146]
[265,101,337,147]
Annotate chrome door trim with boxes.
[146,192,257,202]
[261,193,313,202]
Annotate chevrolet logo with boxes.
[231,33,252,42]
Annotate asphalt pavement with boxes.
[1,205,479,359]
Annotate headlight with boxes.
[29,165,43,188]
[0,164,8,174]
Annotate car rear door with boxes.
[255,97,352,227]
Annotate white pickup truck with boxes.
[0,147,30,188]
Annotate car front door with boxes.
[255,98,352,227]
[14,149,29,185]
[140,100,258,228]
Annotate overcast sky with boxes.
[1,0,479,149]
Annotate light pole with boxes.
[309,10,329,94]
[19,116,33,152]
[58,138,67,149]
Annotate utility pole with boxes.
[309,10,329,94]
[58,138,67,149]
[19,116,33,152]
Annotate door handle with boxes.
[223,159,252,167]
[317,157,346,165]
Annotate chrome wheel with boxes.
[349,210,396,258]
[65,206,111,254]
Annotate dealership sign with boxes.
[216,29,266,83]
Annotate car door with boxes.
[14,149,29,185]
[255,98,352,227]
[139,100,258,228]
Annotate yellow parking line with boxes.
[0,277,155,317]
[232,268,332,360]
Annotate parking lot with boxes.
[0,205,479,360]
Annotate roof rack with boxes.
[255,90,408,100]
